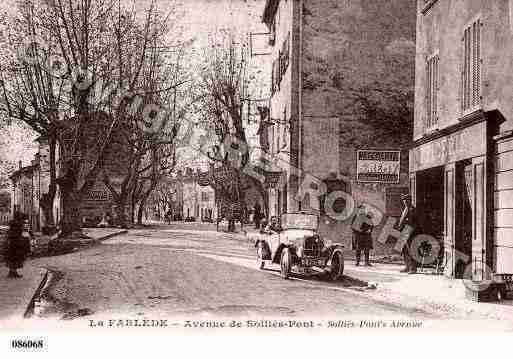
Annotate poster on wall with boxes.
[356,150,401,184]
[385,187,410,217]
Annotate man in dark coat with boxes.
[398,194,419,274]
[351,207,374,266]
[4,212,31,278]
[253,202,263,229]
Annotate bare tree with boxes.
[195,33,268,231]
[0,0,184,234]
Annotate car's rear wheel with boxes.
[329,251,344,281]
[256,242,265,270]
[280,247,292,279]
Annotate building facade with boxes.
[181,168,217,221]
[260,0,416,248]
[10,134,119,231]
[411,0,513,282]
[10,138,63,232]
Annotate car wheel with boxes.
[256,242,265,270]
[329,251,344,281]
[280,247,292,279]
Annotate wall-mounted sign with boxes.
[410,121,486,172]
[356,150,401,184]
[264,171,284,189]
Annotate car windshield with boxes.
[281,213,318,230]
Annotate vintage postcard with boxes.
[0,0,512,356]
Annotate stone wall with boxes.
[300,0,416,255]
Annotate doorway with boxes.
[416,166,445,238]
[454,160,473,279]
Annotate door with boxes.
[471,156,488,281]
[444,164,456,277]
[453,162,473,278]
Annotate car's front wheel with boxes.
[329,251,344,281]
[280,247,292,279]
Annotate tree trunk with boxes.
[137,196,148,225]
[39,135,58,231]
[60,188,82,236]
[114,196,128,228]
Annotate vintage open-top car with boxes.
[253,212,344,280]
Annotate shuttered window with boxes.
[426,54,439,129]
[281,32,290,75]
[461,19,482,111]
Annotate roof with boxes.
[262,0,279,26]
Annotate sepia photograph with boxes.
[0,0,512,356]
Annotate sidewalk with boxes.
[0,263,46,324]
[344,262,513,321]
[0,227,127,325]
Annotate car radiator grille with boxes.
[303,236,323,257]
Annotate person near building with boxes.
[4,212,32,278]
[259,219,268,234]
[351,207,374,266]
[261,216,282,234]
[398,194,419,274]
[253,202,263,229]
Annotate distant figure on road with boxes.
[4,212,32,279]
[253,202,263,229]
[165,210,172,224]
[259,219,268,234]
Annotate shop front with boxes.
[410,111,504,287]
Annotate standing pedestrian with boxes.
[4,212,32,279]
[398,194,419,274]
[253,202,262,229]
[351,207,374,266]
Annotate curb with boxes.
[95,230,128,242]
[23,269,49,318]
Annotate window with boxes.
[271,59,276,94]
[271,33,290,96]
[280,32,290,76]
[461,19,482,112]
[281,107,287,151]
[271,57,280,94]
[426,54,439,129]
[269,19,276,45]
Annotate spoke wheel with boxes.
[280,248,291,279]
[329,251,344,281]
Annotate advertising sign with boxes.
[356,150,401,184]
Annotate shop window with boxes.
[461,19,482,112]
[426,54,439,130]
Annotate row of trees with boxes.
[0,0,188,233]
[194,35,268,231]
[0,0,267,234]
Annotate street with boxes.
[26,223,506,323]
